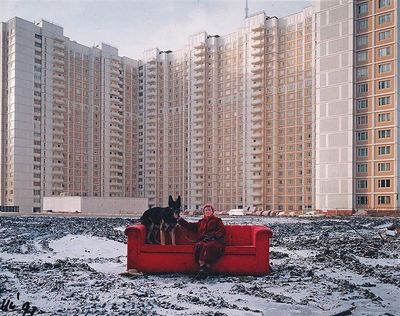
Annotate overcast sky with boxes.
[1,0,311,59]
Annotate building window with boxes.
[378,0,390,8]
[356,67,368,77]
[357,2,368,14]
[357,83,368,93]
[378,162,390,172]
[357,195,368,205]
[357,115,368,125]
[357,99,368,109]
[357,19,368,31]
[378,47,390,57]
[378,30,391,41]
[357,179,368,189]
[378,13,391,24]
[378,179,391,188]
[378,196,390,205]
[357,147,368,157]
[378,113,390,122]
[378,80,390,90]
[357,163,367,173]
[378,129,391,138]
[357,131,368,141]
[378,63,391,73]
[357,51,368,62]
[378,96,390,106]
[356,35,368,47]
[378,145,390,155]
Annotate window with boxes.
[378,129,391,138]
[357,147,368,157]
[357,115,368,125]
[357,163,367,173]
[357,67,368,77]
[358,2,368,14]
[378,63,391,73]
[378,196,390,205]
[378,0,390,8]
[378,80,390,89]
[378,30,391,41]
[378,13,391,24]
[378,47,390,57]
[357,196,368,205]
[378,113,390,122]
[378,162,390,172]
[357,51,368,62]
[357,99,368,109]
[357,179,368,189]
[357,83,368,93]
[357,19,368,31]
[357,35,368,47]
[357,131,368,141]
[378,145,390,155]
[378,96,390,106]
[378,179,390,188]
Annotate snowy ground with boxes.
[0,215,399,315]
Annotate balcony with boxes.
[53,49,64,57]
[251,82,262,90]
[53,41,64,49]
[194,57,205,65]
[194,64,205,72]
[251,57,264,65]
[53,89,64,97]
[252,32,264,41]
[53,80,64,89]
[250,106,262,114]
[252,123,263,131]
[251,42,264,49]
[53,58,64,66]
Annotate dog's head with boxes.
[168,195,181,219]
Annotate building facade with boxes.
[0,18,139,213]
[1,0,399,214]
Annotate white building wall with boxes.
[43,196,148,215]
[314,0,354,210]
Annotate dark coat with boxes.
[178,215,225,264]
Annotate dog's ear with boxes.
[177,195,181,204]
[168,195,173,205]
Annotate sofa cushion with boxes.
[141,244,194,254]
[140,244,256,256]
[225,246,256,255]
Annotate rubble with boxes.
[0,215,399,315]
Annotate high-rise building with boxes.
[0,18,139,213]
[1,0,399,214]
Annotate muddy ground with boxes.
[0,215,399,315]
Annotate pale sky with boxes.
[1,0,311,59]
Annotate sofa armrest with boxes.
[251,225,273,246]
[124,224,146,248]
[251,225,273,273]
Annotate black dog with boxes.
[140,195,181,245]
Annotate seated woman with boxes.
[178,204,225,279]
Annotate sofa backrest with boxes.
[171,224,253,246]
[225,225,252,246]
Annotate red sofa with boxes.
[124,224,273,276]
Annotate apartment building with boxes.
[0,18,139,213]
[1,0,398,214]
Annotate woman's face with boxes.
[203,206,213,218]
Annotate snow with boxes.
[0,215,399,315]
